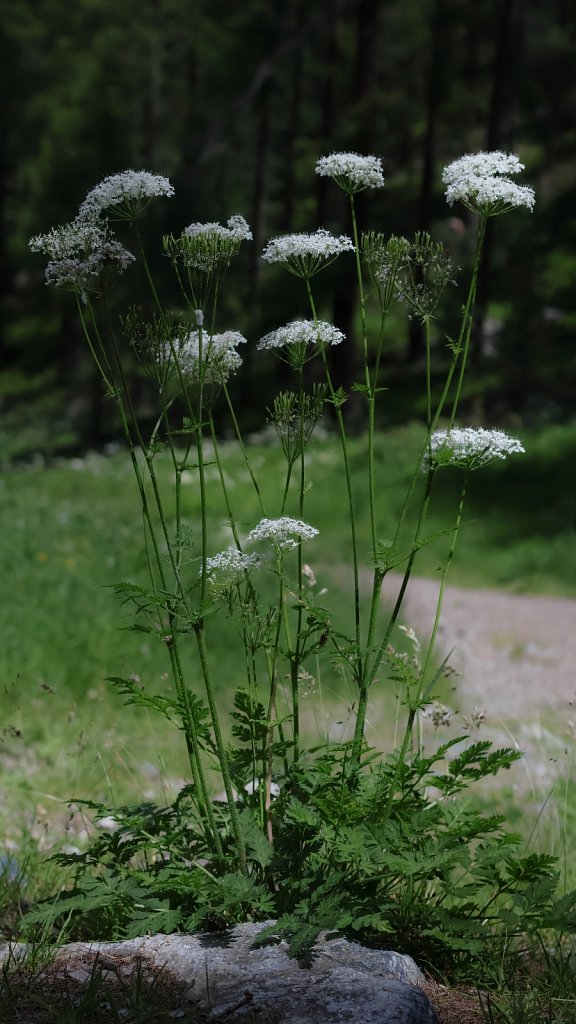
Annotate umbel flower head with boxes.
[78,169,174,220]
[442,151,535,217]
[315,152,385,193]
[185,215,252,243]
[257,320,344,352]
[267,384,327,464]
[362,232,411,312]
[203,548,263,586]
[29,217,135,301]
[395,231,456,319]
[164,215,252,274]
[247,517,319,551]
[427,427,525,470]
[173,330,247,385]
[261,229,353,279]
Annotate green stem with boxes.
[419,474,469,699]
[209,416,242,550]
[223,383,266,514]
[351,467,437,763]
[265,566,286,842]
[448,217,487,429]
[80,303,219,856]
[305,278,363,688]
[194,623,247,871]
[382,472,468,822]
[168,627,224,861]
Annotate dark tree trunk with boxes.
[329,0,380,425]
[407,0,448,362]
[473,0,515,376]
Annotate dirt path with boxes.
[381,574,576,790]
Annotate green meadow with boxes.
[1,418,575,842]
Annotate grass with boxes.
[1,420,575,829]
[1,419,576,1021]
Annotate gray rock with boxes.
[0,923,440,1023]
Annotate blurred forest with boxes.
[1,0,575,459]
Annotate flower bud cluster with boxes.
[267,385,327,464]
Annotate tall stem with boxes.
[382,473,468,822]
[194,623,247,871]
[79,303,219,856]
[305,278,363,685]
[448,217,487,429]
[223,383,266,514]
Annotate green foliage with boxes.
[20,738,576,979]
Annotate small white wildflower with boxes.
[315,152,385,193]
[427,427,525,470]
[165,217,250,274]
[261,228,354,278]
[203,548,263,585]
[257,319,344,351]
[176,330,247,385]
[29,217,135,298]
[442,151,525,183]
[184,214,252,242]
[297,668,317,696]
[442,151,535,216]
[78,169,174,220]
[244,779,280,798]
[301,563,317,587]
[247,516,319,551]
[97,815,120,832]
[422,702,453,729]
[195,309,204,326]
[463,706,487,731]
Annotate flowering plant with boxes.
[27,150,560,966]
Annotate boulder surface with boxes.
[1,922,441,1022]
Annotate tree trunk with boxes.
[407,0,448,362]
[473,0,515,373]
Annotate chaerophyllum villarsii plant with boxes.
[28,154,576,968]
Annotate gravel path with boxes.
[381,574,576,789]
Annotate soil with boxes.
[381,573,576,793]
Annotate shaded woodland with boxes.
[1,0,575,458]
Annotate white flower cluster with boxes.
[203,548,263,585]
[176,330,247,385]
[184,214,252,242]
[257,319,344,351]
[442,151,535,216]
[246,517,319,551]
[30,167,173,295]
[78,169,174,220]
[261,229,354,278]
[29,217,135,298]
[427,427,525,470]
[315,151,385,192]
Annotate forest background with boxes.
[0,0,575,460]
